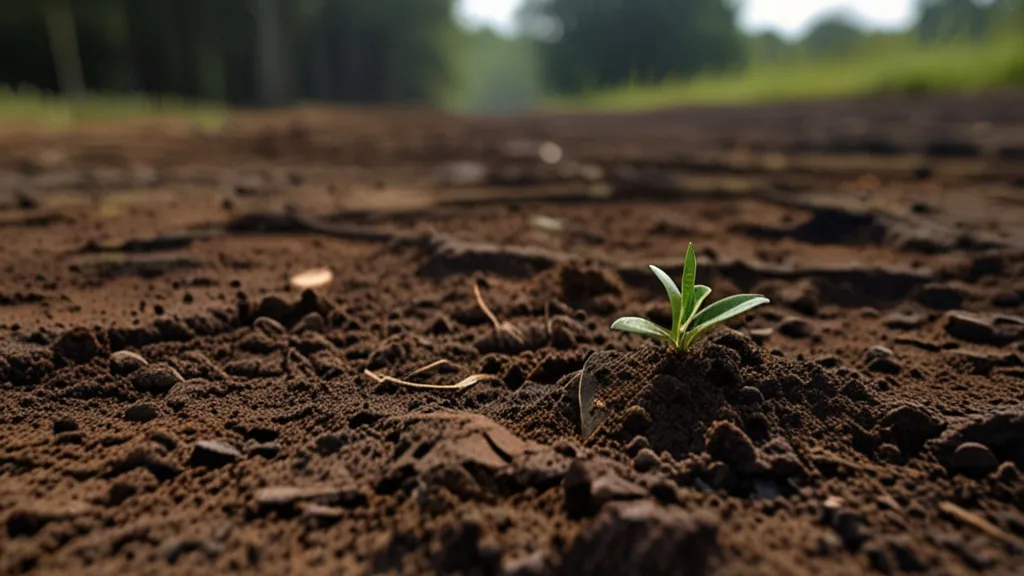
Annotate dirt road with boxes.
[2,91,1023,575]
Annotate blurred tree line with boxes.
[0,0,455,105]
[748,0,1023,64]
[0,0,1019,108]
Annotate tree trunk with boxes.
[255,0,286,106]
[43,0,85,97]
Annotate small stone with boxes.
[590,473,646,506]
[867,356,902,375]
[994,461,1021,483]
[624,436,651,457]
[291,312,325,334]
[189,440,242,468]
[760,437,808,478]
[814,355,840,368]
[124,403,160,423]
[950,442,999,477]
[705,421,758,474]
[778,317,813,339]
[253,316,287,337]
[315,434,345,455]
[878,404,945,455]
[865,345,893,360]
[917,283,966,310]
[738,386,764,405]
[562,500,719,576]
[633,448,660,472]
[882,310,926,330]
[429,315,454,335]
[876,443,903,464]
[110,350,149,375]
[256,295,292,322]
[945,311,1024,346]
[52,418,79,434]
[130,364,184,395]
[563,459,644,517]
[622,405,652,434]
[249,443,281,459]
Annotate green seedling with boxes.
[610,243,769,351]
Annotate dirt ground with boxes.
[1,90,1024,575]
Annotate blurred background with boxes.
[0,0,1021,123]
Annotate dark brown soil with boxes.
[2,91,1024,575]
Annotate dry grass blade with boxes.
[938,501,1024,552]
[363,359,497,391]
[474,281,526,344]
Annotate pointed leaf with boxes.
[649,265,682,340]
[683,294,770,349]
[680,243,697,330]
[610,317,672,340]
[679,284,712,332]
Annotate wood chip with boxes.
[289,267,333,290]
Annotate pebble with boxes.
[291,312,326,334]
[249,443,281,459]
[633,448,660,472]
[130,364,185,395]
[867,356,902,375]
[778,317,814,339]
[917,283,966,310]
[563,459,645,518]
[253,316,288,338]
[950,442,999,477]
[945,311,1023,346]
[188,440,242,468]
[624,435,651,457]
[52,418,79,434]
[110,350,149,375]
[876,443,903,464]
[124,403,160,423]
[882,310,926,330]
[622,405,652,434]
[738,386,765,405]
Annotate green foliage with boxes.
[551,32,1024,111]
[519,0,745,94]
[610,243,769,352]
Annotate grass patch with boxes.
[0,88,227,129]
[550,34,1024,111]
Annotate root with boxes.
[363,359,497,391]
[474,281,527,344]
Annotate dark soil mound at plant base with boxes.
[509,330,880,497]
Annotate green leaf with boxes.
[682,294,770,350]
[610,317,672,341]
[679,284,712,333]
[649,265,682,340]
[680,243,697,330]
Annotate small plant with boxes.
[610,243,769,351]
